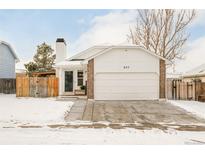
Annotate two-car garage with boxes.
[91,46,164,100]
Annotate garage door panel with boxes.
[95,86,158,92]
[95,84,158,91]
[95,87,157,93]
[96,89,157,93]
[95,80,158,87]
[94,73,159,100]
[96,73,158,80]
[95,92,158,100]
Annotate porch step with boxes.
[56,96,78,101]
[56,95,87,101]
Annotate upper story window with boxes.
[77,71,83,86]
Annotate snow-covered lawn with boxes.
[1,94,205,144]
[0,94,73,126]
[169,100,205,120]
[0,127,205,144]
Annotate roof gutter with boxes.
[183,73,205,78]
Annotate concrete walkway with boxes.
[64,99,87,121]
[65,100,205,126]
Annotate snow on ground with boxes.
[0,127,205,144]
[0,94,73,126]
[169,100,205,119]
[1,94,205,144]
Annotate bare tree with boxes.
[128,9,196,63]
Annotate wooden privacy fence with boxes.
[16,77,59,97]
[0,79,16,94]
[167,79,205,102]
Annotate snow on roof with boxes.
[55,60,84,67]
[66,46,108,61]
[183,63,205,77]
[67,45,167,62]
[56,44,168,67]
[0,40,19,62]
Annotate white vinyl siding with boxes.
[94,48,160,100]
[0,44,16,78]
[94,48,159,74]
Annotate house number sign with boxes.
[123,65,130,69]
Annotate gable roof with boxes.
[0,40,19,62]
[67,45,167,62]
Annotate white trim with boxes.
[183,74,205,78]
[59,67,86,95]
[83,46,113,62]
[68,45,168,62]
[66,46,98,61]
[86,46,167,61]
[77,70,84,87]
[55,60,86,68]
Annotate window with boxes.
[77,71,84,86]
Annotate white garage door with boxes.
[94,72,159,100]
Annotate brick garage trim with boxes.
[87,58,165,99]
[87,59,94,99]
[159,59,166,99]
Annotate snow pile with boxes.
[0,94,73,126]
[169,100,205,119]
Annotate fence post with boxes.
[172,80,176,100]
[186,82,188,100]
[194,79,202,101]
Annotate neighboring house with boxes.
[182,63,205,82]
[55,38,167,100]
[0,40,19,79]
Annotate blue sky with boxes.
[0,9,111,59]
[0,9,205,72]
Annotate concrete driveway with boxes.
[65,100,205,130]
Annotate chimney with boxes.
[55,38,67,63]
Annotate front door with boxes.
[65,71,73,92]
